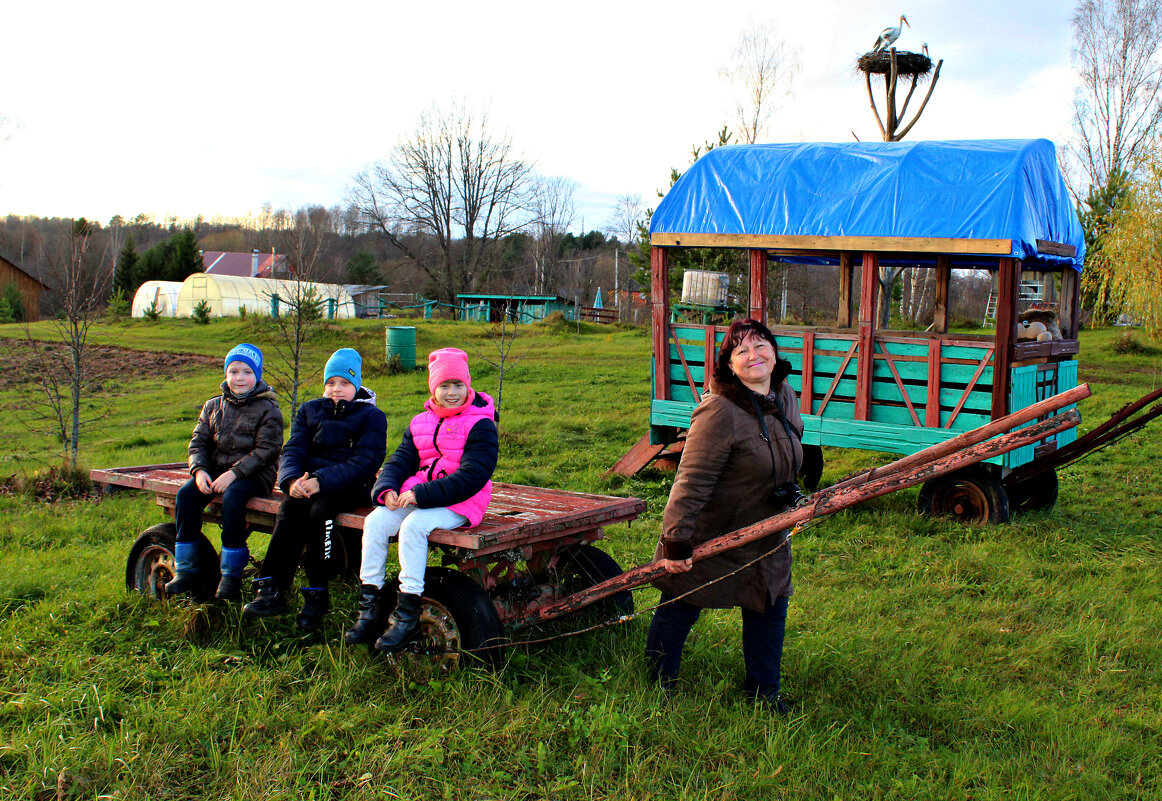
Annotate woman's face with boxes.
[729,333,777,389]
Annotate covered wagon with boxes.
[630,139,1086,523]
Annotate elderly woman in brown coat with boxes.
[646,318,804,714]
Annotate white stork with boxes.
[873,14,909,52]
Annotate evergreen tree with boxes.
[345,251,381,284]
[1,282,25,322]
[113,236,139,296]
[166,228,202,282]
[628,126,744,297]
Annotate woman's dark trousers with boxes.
[646,593,788,700]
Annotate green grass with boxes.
[0,319,1160,799]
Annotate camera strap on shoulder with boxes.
[752,392,799,478]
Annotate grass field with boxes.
[0,317,1159,800]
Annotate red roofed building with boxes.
[202,250,291,278]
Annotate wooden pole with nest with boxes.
[859,47,942,141]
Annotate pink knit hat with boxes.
[428,348,472,393]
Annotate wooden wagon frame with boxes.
[615,140,1086,523]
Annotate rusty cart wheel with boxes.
[125,524,218,602]
[546,544,633,626]
[1004,468,1059,514]
[379,567,504,677]
[917,465,1010,525]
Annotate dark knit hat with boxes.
[324,348,362,389]
[224,343,263,381]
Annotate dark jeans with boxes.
[175,474,268,550]
[645,593,789,700]
[257,488,365,589]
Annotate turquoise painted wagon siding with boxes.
[649,324,1078,469]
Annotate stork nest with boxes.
[858,50,932,76]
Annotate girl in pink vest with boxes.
[345,348,499,651]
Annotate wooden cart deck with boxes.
[91,464,646,559]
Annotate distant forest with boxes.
[0,208,641,318]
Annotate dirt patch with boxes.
[0,338,221,391]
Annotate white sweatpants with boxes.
[360,504,468,595]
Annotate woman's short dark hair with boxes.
[711,318,792,391]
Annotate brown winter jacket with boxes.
[188,379,284,493]
[652,379,804,611]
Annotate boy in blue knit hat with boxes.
[167,343,284,601]
[244,348,387,630]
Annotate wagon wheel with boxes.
[125,524,219,601]
[917,465,1010,525]
[541,544,633,629]
[379,567,504,679]
[1005,468,1059,514]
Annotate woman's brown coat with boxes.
[652,379,804,611]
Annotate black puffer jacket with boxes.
[188,379,285,493]
[277,387,387,496]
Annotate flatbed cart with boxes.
[91,463,645,670]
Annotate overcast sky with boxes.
[0,0,1077,232]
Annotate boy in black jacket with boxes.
[167,343,283,601]
[243,348,387,630]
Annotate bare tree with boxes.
[1071,0,1162,191]
[530,176,576,295]
[603,193,643,247]
[349,102,537,305]
[264,206,335,417]
[17,219,111,470]
[720,21,798,144]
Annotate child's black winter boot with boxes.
[343,584,383,644]
[242,577,288,617]
[374,593,423,653]
[296,587,331,631]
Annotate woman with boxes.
[646,318,804,714]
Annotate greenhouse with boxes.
[130,281,184,318]
[173,274,356,319]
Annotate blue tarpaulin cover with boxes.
[649,139,1085,271]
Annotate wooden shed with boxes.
[0,250,48,321]
[456,294,575,323]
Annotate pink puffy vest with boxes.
[399,390,496,526]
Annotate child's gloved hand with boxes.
[210,470,237,494]
[195,470,214,494]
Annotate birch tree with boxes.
[720,21,798,144]
[1070,0,1162,190]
